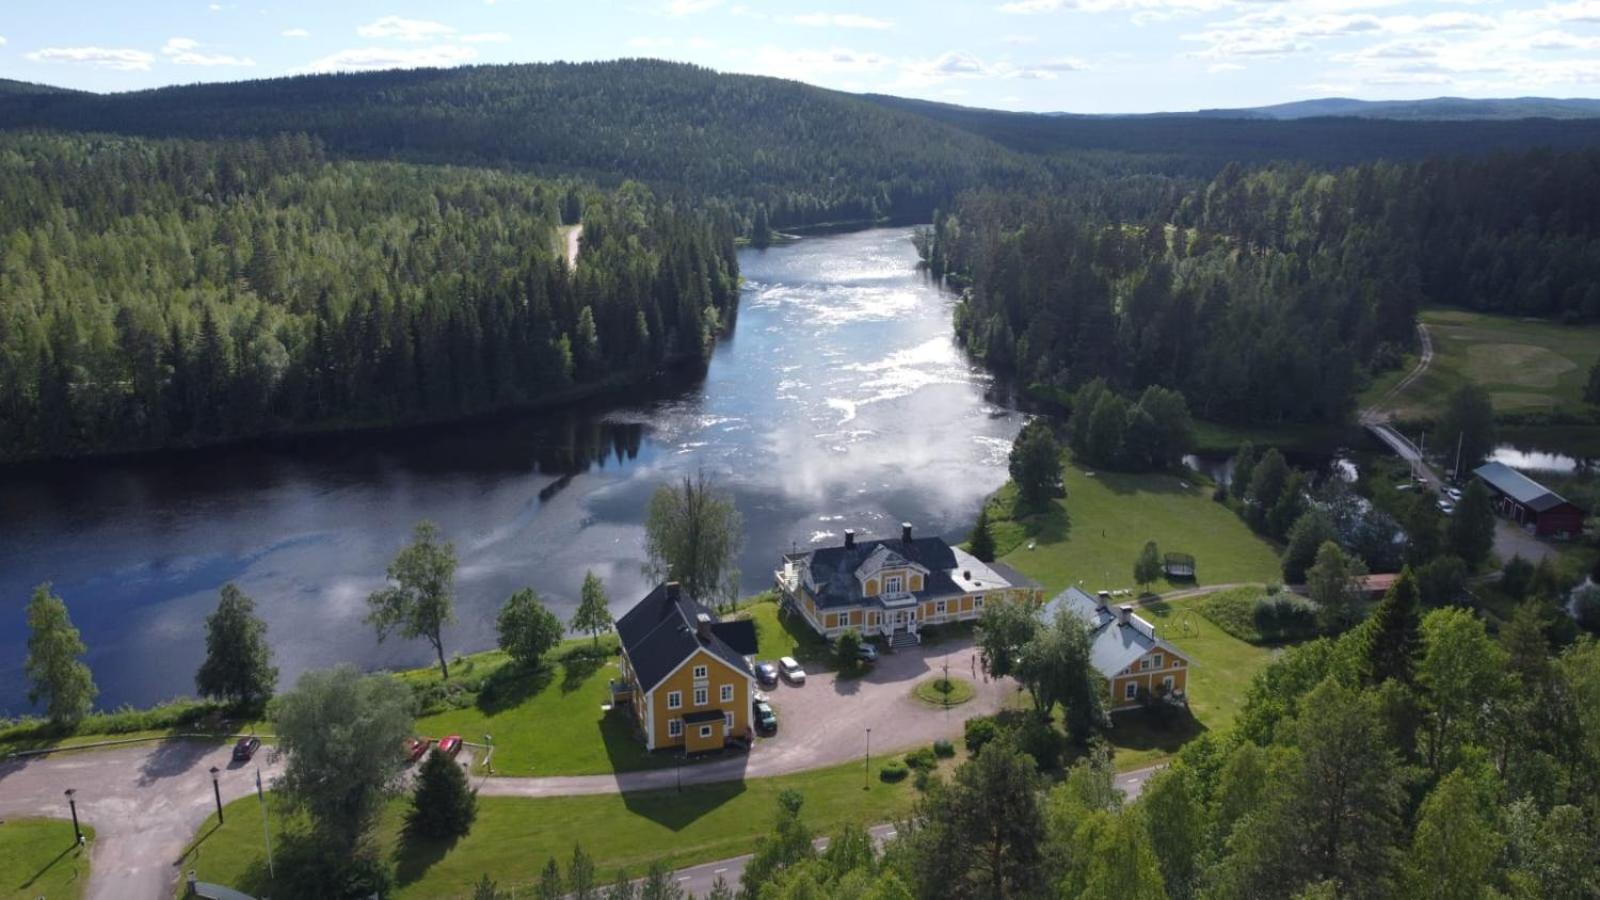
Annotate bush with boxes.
[1252,594,1319,642]
[964,716,998,756]
[932,739,956,758]
[879,761,909,782]
[904,747,937,771]
[1575,584,1600,634]
[1014,714,1064,771]
[913,768,933,792]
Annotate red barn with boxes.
[1473,462,1587,539]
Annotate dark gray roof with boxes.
[616,583,753,693]
[799,536,961,609]
[1474,462,1571,513]
[709,620,758,656]
[1040,586,1178,679]
[987,561,1040,590]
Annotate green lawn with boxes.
[728,594,835,668]
[1103,592,1277,770]
[0,700,262,759]
[0,819,93,900]
[1191,419,1360,455]
[409,637,681,778]
[176,758,925,898]
[1369,308,1600,421]
[993,460,1283,597]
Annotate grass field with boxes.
[0,818,93,900]
[176,758,925,898]
[1191,419,1361,455]
[991,460,1283,597]
[1368,308,1600,421]
[1100,592,1277,769]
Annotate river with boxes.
[0,228,1024,713]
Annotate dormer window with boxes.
[886,575,904,594]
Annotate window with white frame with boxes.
[886,575,903,593]
[1162,676,1175,693]
[693,686,708,706]
[936,599,946,615]
[720,684,733,703]
[669,718,683,737]
[667,691,682,710]
[1152,654,1164,669]
[692,664,708,680]
[1125,682,1138,700]
[1140,658,1152,671]
[974,595,984,610]
[724,711,735,730]
[699,725,713,738]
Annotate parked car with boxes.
[754,661,779,687]
[436,735,463,758]
[1444,486,1463,501]
[753,700,778,734]
[778,656,807,685]
[857,643,879,663]
[1437,500,1456,515]
[752,689,770,703]
[231,736,261,762]
[406,737,431,763]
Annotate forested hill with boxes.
[0,132,739,463]
[0,59,1040,230]
[864,94,1600,176]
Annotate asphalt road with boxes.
[0,739,284,900]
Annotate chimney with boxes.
[1118,604,1134,626]
[844,528,856,549]
[665,581,681,602]
[695,612,713,641]
[901,522,913,543]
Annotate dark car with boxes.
[754,661,779,687]
[232,736,261,762]
[406,737,431,764]
[857,643,879,663]
[752,700,778,734]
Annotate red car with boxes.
[405,737,431,763]
[436,735,463,758]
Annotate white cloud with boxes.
[1208,62,1244,72]
[357,16,456,41]
[785,13,893,29]
[999,0,1066,13]
[665,0,723,15]
[282,28,310,38]
[734,45,892,82]
[160,36,255,66]
[299,44,478,73]
[26,46,155,70]
[1015,56,1091,78]
[1541,0,1600,24]
[0,36,7,47]
[459,32,511,43]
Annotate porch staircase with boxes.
[888,629,921,652]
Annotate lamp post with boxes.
[209,766,224,824]
[64,788,82,844]
[863,727,872,790]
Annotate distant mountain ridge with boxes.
[1182,96,1600,121]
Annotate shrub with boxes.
[913,768,933,791]
[933,739,956,758]
[1252,594,1319,642]
[879,761,909,782]
[904,747,937,771]
[1014,714,1064,771]
[964,716,998,756]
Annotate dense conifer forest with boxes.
[0,132,738,462]
[926,146,1600,425]
[0,60,1042,230]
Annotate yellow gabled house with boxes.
[613,582,758,754]
[1042,586,1190,711]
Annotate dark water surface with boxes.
[0,228,1023,713]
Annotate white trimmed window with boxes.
[1140,658,1152,671]
[1173,658,1184,667]
[699,725,713,739]
[693,664,708,680]
[1125,682,1138,700]
[669,719,683,737]
[886,575,903,593]
[1162,676,1175,693]
[694,686,709,706]
[720,684,734,703]
[974,595,984,610]
[725,711,735,730]
[1152,654,1164,669]
[936,600,946,615]
[667,691,682,710]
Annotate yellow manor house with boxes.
[613,581,758,753]
[775,523,1043,650]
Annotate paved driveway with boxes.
[481,637,1013,798]
[0,740,283,900]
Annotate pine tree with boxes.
[1365,568,1422,685]
[968,507,997,563]
[407,747,477,839]
[1446,480,1495,568]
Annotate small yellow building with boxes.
[614,582,758,753]
[775,523,1042,651]
[1042,587,1189,711]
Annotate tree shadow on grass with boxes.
[1102,706,1206,758]
[475,663,555,716]
[394,827,459,887]
[1013,501,1071,547]
[620,773,749,832]
[558,646,608,694]
[1094,468,1198,498]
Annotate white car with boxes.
[778,656,807,685]
[1437,500,1455,515]
[1444,486,1463,501]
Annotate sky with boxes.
[4,0,1600,113]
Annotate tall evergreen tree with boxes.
[1365,568,1423,685]
[968,507,997,563]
